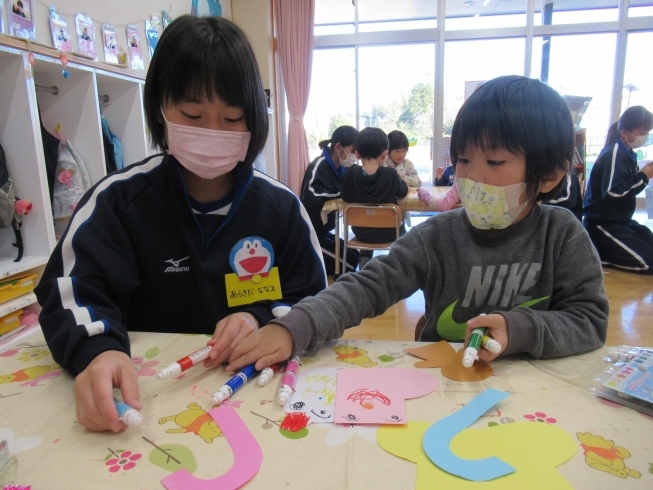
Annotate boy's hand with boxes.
[435,166,444,180]
[204,312,259,368]
[463,313,508,362]
[641,161,653,179]
[226,324,293,372]
[73,350,140,432]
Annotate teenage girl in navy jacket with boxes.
[583,105,653,273]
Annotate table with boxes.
[1,331,652,489]
[322,187,454,277]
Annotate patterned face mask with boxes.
[456,178,528,229]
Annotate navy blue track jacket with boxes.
[36,154,327,376]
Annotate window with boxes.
[358,0,438,31]
[358,43,436,184]
[628,0,653,17]
[446,0,528,30]
[304,48,356,162]
[534,0,619,26]
[531,33,616,165]
[623,31,653,163]
[315,0,355,35]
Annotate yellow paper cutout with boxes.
[225,266,282,307]
[377,421,576,489]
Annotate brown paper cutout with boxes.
[405,341,493,382]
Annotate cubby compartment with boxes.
[96,70,149,167]
[0,47,56,278]
[33,56,106,186]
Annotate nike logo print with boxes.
[436,296,550,341]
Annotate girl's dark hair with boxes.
[144,15,268,169]
[318,125,358,154]
[355,127,389,159]
[450,75,574,201]
[605,105,653,147]
[388,130,409,151]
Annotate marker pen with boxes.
[462,314,488,368]
[157,345,212,380]
[481,335,501,354]
[277,356,300,405]
[257,362,282,386]
[211,364,259,404]
[114,399,142,427]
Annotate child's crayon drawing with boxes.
[332,345,377,368]
[159,403,223,443]
[335,368,438,425]
[132,356,159,376]
[284,367,339,426]
[377,420,576,489]
[524,411,557,424]
[576,432,641,479]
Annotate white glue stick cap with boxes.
[121,409,143,427]
[462,349,477,368]
[484,338,501,354]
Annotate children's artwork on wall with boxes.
[7,0,34,40]
[405,341,493,382]
[377,420,577,490]
[335,368,439,425]
[126,24,144,70]
[576,432,641,479]
[422,389,513,481]
[101,23,119,64]
[161,405,263,490]
[145,18,159,59]
[192,0,222,16]
[74,13,96,60]
[162,10,173,29]
[48,7,72,53]
[284,367,338,426]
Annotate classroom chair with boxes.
[342,203,402,273]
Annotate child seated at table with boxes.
[385,130,421,228]
[34,16,326,433]
[384,130,422,188]
[341,127,409,268]
[225,75,609,372]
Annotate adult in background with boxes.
[301,126,360,275]
[583,105,653,273]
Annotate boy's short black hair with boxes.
[144,15,268,169]
[450,75,574,201]
[355,127,389,159]
[387,130,409,152]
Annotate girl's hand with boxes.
[74,350,141,432]
[204,312,259,368]
[463,313,508,362]
[226,324,293,372]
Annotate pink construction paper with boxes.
[161,405,262,490]
[335,368,439,425]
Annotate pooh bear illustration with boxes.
[332,345,377,368]
[577,432,641,479]
[0,364,61,384]
[159,403,223,443]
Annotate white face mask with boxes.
[628,133,649,150]
[456,178,529,230]
[338,146,357,167]
[162,111,251,180]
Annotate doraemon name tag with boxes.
[225,237,282,307]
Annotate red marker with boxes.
[157,346,212,379]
